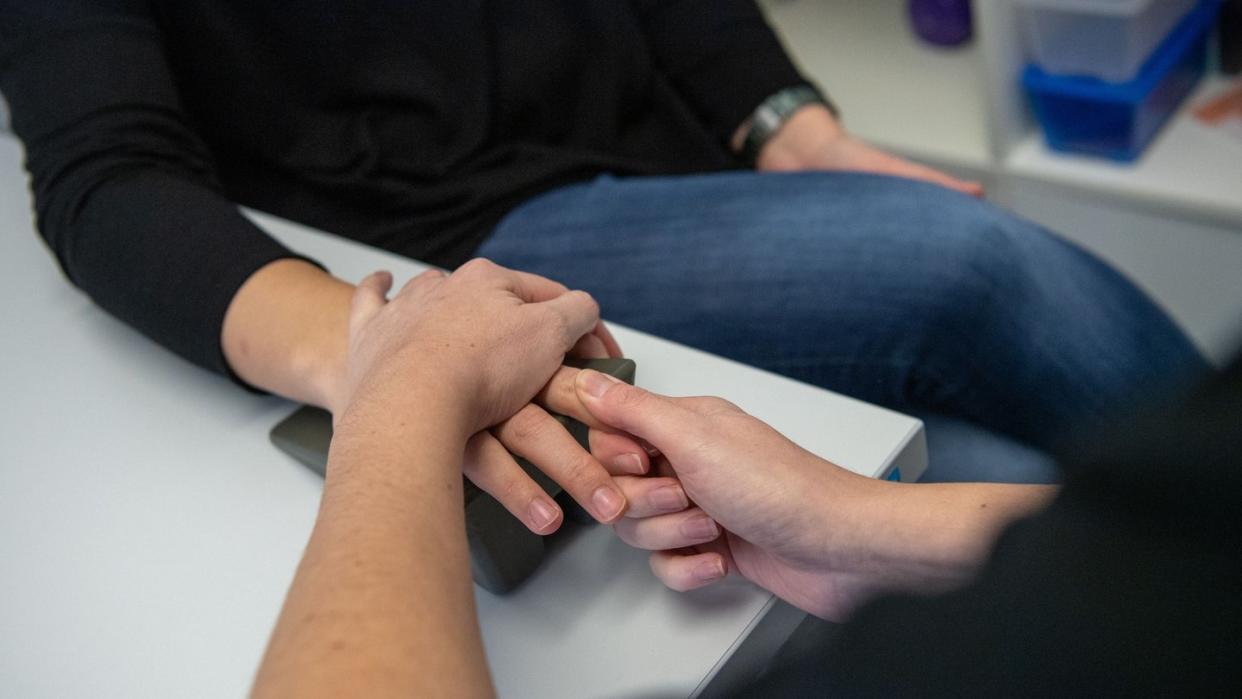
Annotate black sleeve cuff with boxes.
[70,171,327,385]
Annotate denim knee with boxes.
[903,195,1038,335]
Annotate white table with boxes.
[0,133,925,698]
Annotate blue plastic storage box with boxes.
[1022,0,1220,162]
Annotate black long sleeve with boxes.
[2,1,792,379]
[0,0,313,377]
[628,0,811,142]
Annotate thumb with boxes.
[574,370,694,452]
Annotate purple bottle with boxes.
[908,0,973,47]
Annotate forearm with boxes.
[841,479,1058,593]
[222,259,355,412]
[252,392,492,698]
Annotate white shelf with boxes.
[759,0,993,170]
[1006,76,1242,226]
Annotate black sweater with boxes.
[0,0,806,376]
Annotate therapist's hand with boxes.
[568,370,1057,621]
[754,105,984,197]
[569,369,887,620]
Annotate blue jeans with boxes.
[477,172,1207,482]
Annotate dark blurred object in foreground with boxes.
[1221,0,1242,73]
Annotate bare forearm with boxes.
[252,395,493,698]
[845,480,1058,593]
[222,259,355,412]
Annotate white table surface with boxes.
[0,132,925,698]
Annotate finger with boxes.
[592,321,623,358]
[537,368,663,462]
[536,289,601,352]
[349,270,393,337]
[537,366,600,427]
[650,454,676,480]
[588,428,650,476]
[573,369,695,451]
[533,369,652,473]
[613,475,688,518]
[942,176,984,198]
[396,268,446,297]
[612,507,719,551]
[506,267,572,303]
[462,432,564,535]
[493,404,627,523]
[571,333,609,359]
[648,550,728,592]
[909,163,983,198]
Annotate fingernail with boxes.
[592,485,626,520]
[681,514,719,542]
[528,498,560,531]
[693,559,726,583]
[650,485,688,512]
[612,453,646,475]
[579,369,622,399]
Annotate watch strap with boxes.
[740,85,837,165]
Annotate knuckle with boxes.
[504,407,549,444]
[539,307,573,345]
[572,289,599,316]
[612,384,650,411]
[493,471,529,505]
[458,257,495,276]
[414,268,444,284]
[562,450,601,487]
[699,396,739,413]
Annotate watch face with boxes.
[755,105,783,133]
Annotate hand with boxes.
[343,259,644,530]
[342,258,603,431]
[754,105,984,197]
[569,369,889,620]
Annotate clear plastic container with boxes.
[1023,0,1218,161]
[1019,0,1198,82]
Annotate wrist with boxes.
[804,463,890,568]
[755,104,846,171]
[222,258,354,411]
[331,370,474,477]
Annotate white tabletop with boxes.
[0,133,925,698]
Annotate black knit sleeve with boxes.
[0,0,319,379]
[627,0,813,144]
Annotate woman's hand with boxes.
[753,104,984,198]
[340,259,638,528]
[340,258,603,434]
[566,370,1056,621]
[567,369,881,620]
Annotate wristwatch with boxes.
[739,85,838,165]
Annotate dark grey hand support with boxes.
[269,357,637,594]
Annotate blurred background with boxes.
[759,0,1242,364]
